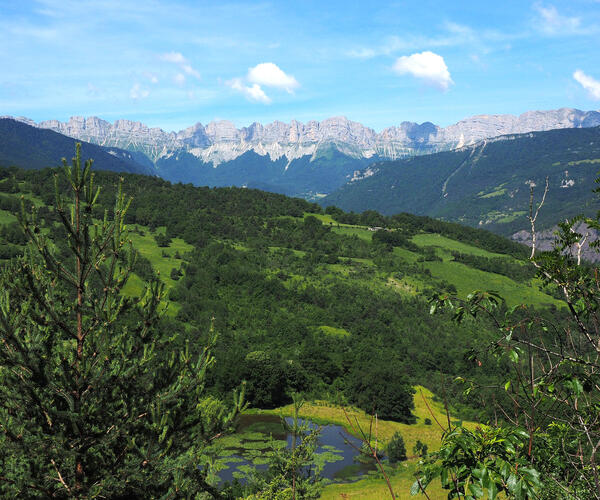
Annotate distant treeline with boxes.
[0,165,531,261]
[451,252,537,283]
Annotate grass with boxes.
[392,246,420,263]
[410,233,560,307]
[269,246,306,257]
[319,462,447,500]
[120,225,193,315]
[480,188,506,198]
[122,273,146,297]
[411,234,508,259]
[307,213,339,225]
[316,325,351,337]
[423,260,560,307]
[127,225,193,289]
[495,211,526,224]
[386,276,421,296]
[332,226,373,241]
[568,158,600,166]
[252,386,473,500]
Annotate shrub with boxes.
[413,439,428,457]
[387,432,407,463]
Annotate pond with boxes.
[216,413,382,485]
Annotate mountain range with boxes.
[6,108,600,197]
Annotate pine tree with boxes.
[387,432,407,463]
[0,145,243,498]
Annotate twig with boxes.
[51,459,72,495]
[528,177,549,260]
[419,389,446,432]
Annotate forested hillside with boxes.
[0,157,594,499]
[0,164,552,417]
[324,126,600,236]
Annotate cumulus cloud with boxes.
[392,51,453,91]
[159,51,201,81]
[226,77,271,104]
[247,63,299,93]
[226,62,298,103]
[534,4,584,35]
[573,69,600,100]
[130,83,149,100]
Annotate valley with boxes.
[0,163,567,498]
[5,0,600,496]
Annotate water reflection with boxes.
[218,413,381,485]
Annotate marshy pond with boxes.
[216,413,382,484]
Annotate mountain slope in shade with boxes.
[156,143,377,197]
[323,126,600,235]
[0,119,153,175]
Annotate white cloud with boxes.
[247,62,299,93]
[159,51,201,81]
[226,77,271,104]
[226,62,297,103]
[174,73,186,86]
[534,4,585,35]
[573,69,600,100]
[159,51,187,64]
[392,51,453,91]
[130,83,149,100]
[182,64,201,79]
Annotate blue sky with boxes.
[1,0,599,131]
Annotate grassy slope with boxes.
[411,234,509,258]
[411,233,560,308]
[325,224,558,308]
[309,218,559,308]
[120,225,193,315]
[255,386,470,499]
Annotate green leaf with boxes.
[507,473,518,493]
[410,480,422,496]
[441,467,449,487]
[487,480,498,500]
[469,482,484,497]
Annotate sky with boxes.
[1,0,600,132]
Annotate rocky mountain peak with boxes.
[10,107,600,166]
[204,120,239,142]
